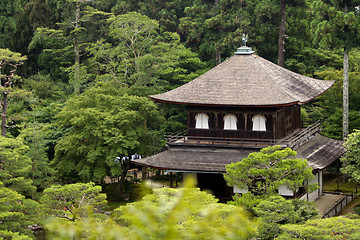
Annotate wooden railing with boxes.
[165,129,187,143]
[322,192,355,218]
[286,121,320,149]
[164,121,321,148]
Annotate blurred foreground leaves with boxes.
[45,179,258,240]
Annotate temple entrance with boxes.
[197,173,233,203]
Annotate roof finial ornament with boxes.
[242,33,248,47]
[235,34,254,55]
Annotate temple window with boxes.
[252,115,266,131]
[195,113,209,129]
[224,114,237,130]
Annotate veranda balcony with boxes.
[165,121,320,149]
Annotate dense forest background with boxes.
[2,0,360,239]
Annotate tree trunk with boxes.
[343,46,349,140]
[277,0,286,67]
[215,48,221,66]
[1,92,8,137]
[119,160,130,194]
[74,0,81,93]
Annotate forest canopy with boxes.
[1,0,360,239]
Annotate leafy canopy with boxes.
[52,81,164,182]
[224,145,315,196]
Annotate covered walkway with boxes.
[315,193,355,218]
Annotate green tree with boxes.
[0,0,26,49]
[28,3,110,91]
[28,27,74,82]
[107,12,159,80]
[311,0,360,140]
[0,182,42,239]
[253,196,318,239]
[0,136,36,197]
[52,81,164,183]
[179,0,251,66]
[224,145,315,197]
[276,216,360,239]
[0,48,27,137]
[41,182,107,221]
[304,63,360,139]
[276,0,305,67]
[18,124,56,192]
[340,129,360,183]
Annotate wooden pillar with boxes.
[170,172,173,188]
[142,167,147,181]
[272,113,276,140]
[187,111,191,129]
[215,112,218,129]
[244,113,248,131]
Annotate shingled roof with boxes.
[150,54,334,107]
[294,134,346,170]
[132,134,346,172]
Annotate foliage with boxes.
[112,180,258,240]
[44,213,123,240]
[341,129,360,183]
[304,61,360,139]
[89,12,207,92]
[0,48,27,136]
[224,145,315,197]
[52,81,164,182]
[0,48,27,71]
[179,0,251,65]
[311,0,360,139]
[310,0,360,50]
[41,182,107,221]
[18,124,56,192]
[0,136,36,197]
[276,216,360,239]
[45,182,258,239]
[0,182,42,238]
[354,204,360,215]
[0,0,26,49]
[253,196,318,239]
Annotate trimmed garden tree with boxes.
[224,146,318,239]
[224,145,315,197]
[41,182,107,221]
[276,216,360,239]
[253,196,318,239]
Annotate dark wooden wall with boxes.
[186,105,302,140]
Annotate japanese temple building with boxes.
[132,45,346,202]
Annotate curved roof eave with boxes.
[149,96,300,108]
